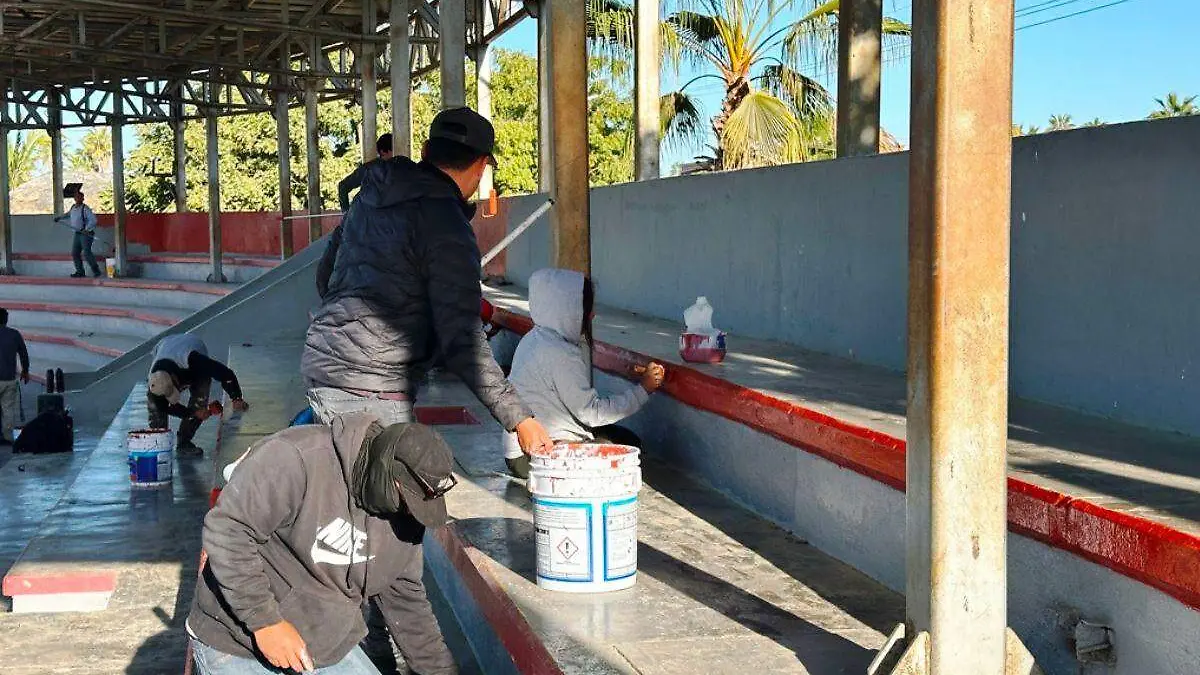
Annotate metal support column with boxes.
[836,0,882,157]
[537,0,554,194]
[903,0,1016,673]
[0,78,11,275]
[205,92,224,283]
[476,41,493,199]
[112,92,129,277]
[49,89,65,219]
[549,0,589,274]
[172,92,188,212]
[390,0,412,156]
[305,80,322,242]
[276,82,294,259]
[361,0,379,162]
[440,0,466,108]
[634,0,660,180]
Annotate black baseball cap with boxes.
[368,423,457,528]
[429,106,496,160]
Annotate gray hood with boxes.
[529,268,585,344]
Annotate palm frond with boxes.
[660,91,706,151]
[586,0,695,74]
[757,63,833,123]
[781,2,911,80]
[720,89,808,168]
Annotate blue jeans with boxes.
[71,230,100,275]
[191,639,381,675]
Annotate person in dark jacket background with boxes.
[338,133,395,213]
[148,333,249,457]
[188,414,459,675]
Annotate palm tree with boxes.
[1148,92,1198,120]
[588,0,910,170]
[6,131,50,190]
[68,127,113,173]
[1011,124,1040,137]
[1047,114,1074,132]
[1082,118,1105,128]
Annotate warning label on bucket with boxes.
[534,500,592,582]
[604,498,638,580]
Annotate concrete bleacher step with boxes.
[219,343,904,675]
[6,301,187,340]
[1,382,220,614]
[17,328,146,372]
[12,254,276,284]
[0,276,233,312]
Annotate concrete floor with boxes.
[0,384,220,674]
[224,343,904,674]
[485,285,1200,537]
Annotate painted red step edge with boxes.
[24,332,126,358]
[489,306,1200,611]
[14,253,278,268]
[2,570,118,596]
[0,276,230,295]
[6,301,178,326]
[431,525,567,675]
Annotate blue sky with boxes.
[492,0,1199,169]
[49,0,1198,165]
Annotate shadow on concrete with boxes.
[639,458,904,635]
[1018,458,1200,524]
[125,562,199,675]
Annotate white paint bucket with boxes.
[528,444,641,593]
[127,429,175,488]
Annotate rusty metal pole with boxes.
[0,78,11,275]
[905,1,1015,673]
[390,0,412,156]
[836,0,882,157]
[49,89,65,219]
[304,78,322,243]
[361,0,379,163]
[205,87,224,283]
[536,0,553,194]
[112,90,129,277]
[633,0,660,180]
[549,0,589,274]
[171,91,188,212]
[275,80,294,259]
[440,0,466,109]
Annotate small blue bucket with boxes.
[128,429,174,488]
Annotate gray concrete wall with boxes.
[506,117,1200,436]
[596,370,1200,675]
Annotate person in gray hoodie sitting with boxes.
[505,268,666,478]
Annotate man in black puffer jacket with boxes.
[304,109,552,672]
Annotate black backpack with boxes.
[14,410,74,454]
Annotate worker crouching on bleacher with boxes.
[187,415,458,675]
[505,269,666,478]
[147,333,249,457]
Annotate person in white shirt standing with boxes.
[54,189,101,278]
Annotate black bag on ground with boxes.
[14,410,74,454]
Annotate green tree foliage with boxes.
[1148,92,1198,119]
[1047,114,1075,131]
[122,49,632,211]
[7,131,50,190]
[69,127,113,172]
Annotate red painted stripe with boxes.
[432,525,566,675]
[5,301,178,326]
[0,276,230,295]
[13,253,109,262]
[2,571,118,596]
[24,332,126,358]
[489,306,1200,611]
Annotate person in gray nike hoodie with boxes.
[188,414,458,675]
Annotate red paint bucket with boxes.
[679,332,727,363]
